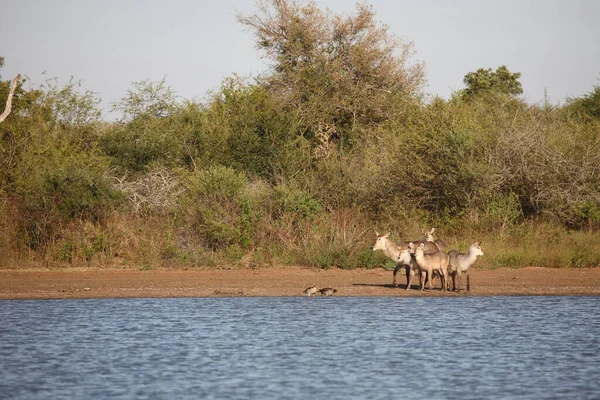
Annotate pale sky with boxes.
[1,0,599,119]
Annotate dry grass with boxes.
[1,202,599,270]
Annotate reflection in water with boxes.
[0,296,599,399]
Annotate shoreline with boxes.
[1,266,600,300]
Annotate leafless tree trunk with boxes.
[0,74,21,123]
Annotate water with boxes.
[1,296,599,400]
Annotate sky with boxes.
[1,0,599,119]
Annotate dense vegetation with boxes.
[1,1,599,270]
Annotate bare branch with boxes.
[0,74,22,123]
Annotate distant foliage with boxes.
[42,77,102,127]
[112,77,178,122]
[100,79,184,173]
[566,85,600,121]
[273,184,321,220]
[100,120,182,173]
[461,65,523,100]
[238,0,425,150]
[179,166,261,250]
[13,140,120,249]
[204,78,297,179]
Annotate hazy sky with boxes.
[1,0,599,118]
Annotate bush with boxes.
[100,120,183,173]
[273,184,321,220]
[179,166,264,250]
[13,140,121,249]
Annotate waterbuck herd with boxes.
[304,228,483,296]
[372,229,484,292]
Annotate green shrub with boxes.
[13,141,121,249]
[273,184,321,219]
[179,166,263,250]
[100,121,183,172]
[480,193,523,230]
[56,239,75,262]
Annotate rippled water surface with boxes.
[1,296,599,399]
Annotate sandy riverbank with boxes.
[1,266,600,300]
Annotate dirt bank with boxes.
[1,266,599,300]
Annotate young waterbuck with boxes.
[394,247,422,290]
[413,242,449,291]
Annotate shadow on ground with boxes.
[352,283,423,291]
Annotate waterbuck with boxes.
[424,228,447,252]
[448,242,484,292]
[413,242,449,291]
[395,248,422,290]
[372,231,436,288]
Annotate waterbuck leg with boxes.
[441,271,446,291]
[428,270,433,291]
[466,271,470,293]
[392,264,403,287]
[406,269,414,291]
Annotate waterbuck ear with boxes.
[431,228,435,234]
[375,230,380,236]
[408,242,414,248]
[419,243,425,249]
[384,232,391,238]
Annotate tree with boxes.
[238,0,425,149]
[102,79,182,172]
[111,77,178,122]
[461,65,523,100]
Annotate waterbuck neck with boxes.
[465,246,479,263]
[414,249,425,263]
[382,238,401,261]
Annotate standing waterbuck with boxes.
[413,242,449,291]
[448,242,484,292]
[394,248,423,290]
[424,228,447,252]
[372,232,437,288]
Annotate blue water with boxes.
[0,296,599,399]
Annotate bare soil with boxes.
[1,266,599,300]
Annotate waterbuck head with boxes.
[423,228,435,242]
[414,242,426,256]
[471,241,484,257]
[396,247,412,264]
[372,231,391,251]
[407,241,417,254]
